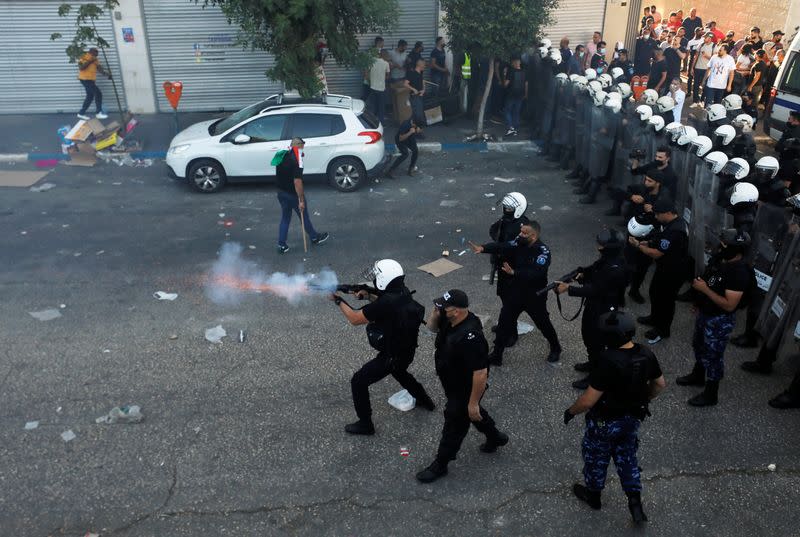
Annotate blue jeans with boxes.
[369,88,386,125]
[705,86,726,105]
[79,79,103,115]
[277,191,318,247]
[505,97,523,130]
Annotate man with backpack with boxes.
[331,259,436,435]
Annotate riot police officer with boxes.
[564,310,666,524]
[556,229,630,390]
[677,230,752,406]
[488,192,531,346]
[332,259,436,435]
[469,222,563,364]
[628,199,689,344]
[416,289,508,483]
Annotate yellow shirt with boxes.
[78,53,98,81]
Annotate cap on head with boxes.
[440,289,469,309]
[653,198,676,214]
[291,137,305,147]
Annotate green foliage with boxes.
[200,0,398,97]
[50,1,119,62]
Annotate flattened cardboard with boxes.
[65,120,92,141]
[424,105,443,125]
[0,171,51,187]
[64,142,97,167]
[86,118,106,135]
[417,258,462,277]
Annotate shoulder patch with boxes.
[536,254,548,265]
[660,239,670,250]
[466,332,476,340]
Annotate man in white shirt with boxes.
[669,78,685,122]
[690,33,716,107]
[368,50,390,124]
[702,43,735,105]
[388,40,409,84]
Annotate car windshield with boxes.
[209,100,268,135]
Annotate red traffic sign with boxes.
[163,81,183,110]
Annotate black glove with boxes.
[563,409,576,425]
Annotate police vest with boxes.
[462,53,471,79]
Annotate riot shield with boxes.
[587,103,614,180]
[573,91,592,173]
[550,81,570,155]
[773,250,800,362]
[672,143,693,212]
[689,158,719,276]
[558,82,577,167]
[608,101,637,190]
[538,73,557,148]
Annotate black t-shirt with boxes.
[750,38,764,51]
[632,161,678,196]
[506,66,527,98]
[652,217,689,272]
[434,312,489,400]
[482,239,551,296]
[750,61,768,85]
[696,259,751,315]
[664,47,685,79]
[362,286,418,355]
[589,344,663,419]
[647,60,668,88]
[405,69,424,92]
[430,48,446,78]
[275,147,303,195]
[395,119,416,143]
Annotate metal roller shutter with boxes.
[542,0,608,51]
[142,0,282,112]
[0,0,126,114]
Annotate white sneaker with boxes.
[77,114,91,120]
[96,111,108,119]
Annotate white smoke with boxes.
[206,242,338,306]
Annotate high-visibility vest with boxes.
[462,52,471,79]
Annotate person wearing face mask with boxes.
[469,222,563,365]
[568,45,586,76]
[677,230,752,407]
[555,230,630,390]
[416,289,509,483]
[635,28,658,75]
[630,146,678,197]
[590,41,609,74]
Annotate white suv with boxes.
[166,94,388,193]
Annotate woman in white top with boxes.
[733,44,754,94]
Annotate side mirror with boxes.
[233,134,251,144]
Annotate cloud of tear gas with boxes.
[206,242,338,306]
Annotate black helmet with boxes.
[597,309,635,348]
[597,228,624,251]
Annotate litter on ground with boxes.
[61,430,76,442]
[388,389,416,411]
[153,291,178,301]
[29,309,62,321]
[205,325,227,343]
[30,182,57,192]
[96,405,144,424]
[24,421,39,430]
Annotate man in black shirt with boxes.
[503,56,528,136]
[682,8,703,38]
[417,289,508,483]
[677,230,751,406]
[430,37,448,95]
[386,118,421,178]
[630,147,678,196]
[590,41,609,75]
[403,58,427,126]
[331,259,436,435]
[629,199,689,343]
[647,48,668,94]
[565,310,666,524]
[663,37,687,87]
[609,49,634,83]
[469,222,563,364]
[275,137,328,253]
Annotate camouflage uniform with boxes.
[691,312,736,381]
[582,415,642,492]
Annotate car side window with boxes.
[290,113,343,139]
[241,115,287,142]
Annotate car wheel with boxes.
[328,157,366,192]
[188,159,227,193]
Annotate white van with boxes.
[767,30,800,140]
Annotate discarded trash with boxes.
[169,334,178,340]
[482,275,491,281]
[30,182,57,192]
[435,221,442,224]
[102,349,110,353]
[456,228,462,233]
[313,211,321,216]
[399,188,409,194]
[248,245,256,250]
[74,252,82,257]
[29,309,62,321]
[193,426,201,434]
[24,421,39,430]
[239,330,246,343]
[245,227,252,231]
[518,321,535,334]
[494,177,516,183]
[205,325,227,343]
[388,389,416,411]
[440,200,459,207]
[418,258,462,277]
[56,406,62,413]
[218,213,226,217]
[61,430,76,442]
[112,182,122,186]
[442,250,449,257]
[768,463,776,472]
[59,304,66,309]
[539,205,552,211]
[223,220,234,227]
[484,193,495,198]
[35,159,59,168]
[20,231,27,235]
[417,234,424,239]
[95,405,144,424]
[153,291,178,301]
[458,250,467,256]
[96,250,105,255]
[400,446,410,458]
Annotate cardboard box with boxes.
[65,120,92,142]
[94,131,118,150]
[86,118,106,135]
[392,85,412,123]
[424,105,443,125]
[65,142,97,167]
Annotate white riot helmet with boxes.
[722,93,743,111]
[648,115,665,132]
[610,67,625,81]
[598,73,613,89]
[501,192,527,219]
[732,113,755,132]
[636,104,653,122]
[677,126,698,146]
[585,68,597,80]
[690,135,713,157]
[722,157,751,180]
[538,46,549,58]
[707,103,727,122]
[642,89,659,105]
[555,72,569,84]
[713,124,736,146]
[729,182,759,205]
[593,90,608,106]
[370,259,404,291]
[704,151,729,174]
[605,96,622,113]
[755,156,779,179]
[627,216,654,238]
[613,82,632,99]
[569,73,580,82]
[665,121,683,141]
[540,38,553,49]
[587,80,603,95]
[574,76,588,91]
[656,96,675,113]
[549,49,562,64]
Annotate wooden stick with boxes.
[300,206,308,253]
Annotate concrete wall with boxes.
[111,0,156,113]
[656,0,797,41]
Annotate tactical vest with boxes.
[462,52,471,79]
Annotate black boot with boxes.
[566,167,582,179]
[676,362,705,386]
[488,347,504,366]
[416,394,437,411]
[731,331,760,348]
[572,483,602,509]
[574,361,591,372]
[416,459,448,483]
[688,379,719,407]
[572,375,590,390]
[344,419,375,435]
[626,491,648,524]
[573,176,591,194]
[579,180,601,204]
[506,334,518,348]
[480,431,509,453]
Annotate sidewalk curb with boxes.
[0,141,537,163]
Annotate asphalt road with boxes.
[1,149,798,537]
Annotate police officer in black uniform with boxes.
[775,111,800,191]
[488,192,531,347]
[564,310,666,525]
[628,199,689,344]
[416,289,508,483]
[468,222,563,364]
[555,229,630,390]
[332,259,436,435]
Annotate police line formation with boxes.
[317,46,800,524]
